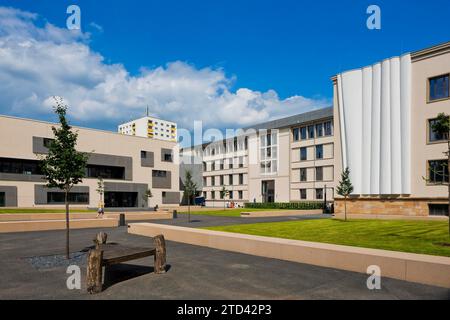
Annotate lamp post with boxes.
[323,184,327,214]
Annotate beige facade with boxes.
[181,108,334,207]
[0,115,180,209]
[333,41,450,216]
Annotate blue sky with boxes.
[0,0,449,143]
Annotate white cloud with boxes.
[0,6,330,131]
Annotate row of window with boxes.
[299,145,325,161]
[203,157,245,171]
[204,190,244,200]
[293,120,333,142]
[203,137,249,157]
[141,150,173,162]
[300,167,327,182]
[299,188,327,200]
[204,174,245,186]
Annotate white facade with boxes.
[118,116,177,142]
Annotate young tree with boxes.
[142,189,153,208]
[336,167,354,221]
[40,97,88,259]
[430,113,450,235]
[183,170,197,223]
[96,177,105,208]
[220,186,229,211]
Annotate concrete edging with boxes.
[128,222,450,289]
[0,212,173,222]
[0,218,119,233]
[333,214,449,221]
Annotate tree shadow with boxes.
[102,264,171,290]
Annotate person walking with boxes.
[96,200,105,218]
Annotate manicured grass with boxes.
[205,219,450,257]
[0,209,96,214]
[179,208,273,217]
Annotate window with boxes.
[324,121,333,136]
[316,188,323,200]
[211,191,215,200]
[428,204,449,216]
[229,191,233,199]
[300,189,307,200]
[152,170,167,178]
[228,158,233,169]
[308,125,315,139]
[86,165,125,179]
[220,175,224,186]
[203,177,207,186]
[220,161,224,170]
[141,151,147,159]
[220,191,225,199]
[429,74,449,101]
[429,119,448,142]
[300,147,307,161]
[203,162,207,171]
[47,192,89,204]
[316,145,324,159]
[229,174,233,185]
[105,192,138,208]
[300,168,307,182]
[316,123,323,137]
[239,173,244,185]
[0,157,42,175]
[316,167,323,181]
[211,162,216,171]
[238,191,243,200]
[293,128,299,141]
[0,192,5,207]
[428,160,449,184]
[43,138,54,148]
[300,127,307,140]
[239,156,244,168]
[211,176,216,186]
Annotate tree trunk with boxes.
[344,195,347,222]
[154,234,167,274]
[188,195,191,223]
[65,190,70,259]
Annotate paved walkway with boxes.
[0,227,448,300]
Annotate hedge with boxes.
[244,202,324,210]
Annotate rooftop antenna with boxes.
[146,105,149,117]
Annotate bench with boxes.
[86,232,166,294]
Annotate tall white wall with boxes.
[337,54,411,195]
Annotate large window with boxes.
[428,204,449,216]
[47,192,89,204]
[316,188,323,200]
[429,74,449,101]
[300,147,307,161]
[316,145,324,159]
[429,119,448,142]
[260,131,278,174]
[316,167,323,181]
[238,191,243,200]
[229,174,233,185]
[293,128,299,141]
[300,168,307,182]
[0,192,5,207]
[316,123,323,137]
[152,170,167,178]
[300,189,307,200]
[324,121,333,136]
[300,127,307,140]
[308,125,315,139]
[0,157,42,175]
[87,165,125,180]
[105,192,138,208]
[428,160,449,184]
[239,173,244,185]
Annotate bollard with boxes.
[119,213,126,227]
[173,210,178,219]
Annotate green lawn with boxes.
[0,208,96,214]
[205,219,450,257]
[179,208,273,217]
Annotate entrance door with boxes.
[262,180,275,203]
[0,192,5,207]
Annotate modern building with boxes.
[181,107,334,207]
[118,116,177,142]
[0,115,180,209]
[332,41,450,216]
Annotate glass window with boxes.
[429,160,449,183]
[0,157,42,175]
[211,176,216,186]
[316,145,324,159]
[229,191,233,199]
[429,74,449,101]
[229,174,233,185]
[293,128,299,141]
[211,191,215,200]
[316,188,323,200]
[300,127,307,140]
[43,138,54,148]
[152,170,167,178]
[239,173,244,185]
[308,125,315,139]
[316,167,323,181]
[429,119,448,142]
[238,191,243,200]
[300,189,307,200]
[324,121,333,136]
[87,165,125,180]
[300,168,307,182]
[47,192,89,204]
[220,175,224,186]
[316,123,323,137]
[0,192,5,207]
[300,148,307,161]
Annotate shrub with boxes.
[244,202,324,210]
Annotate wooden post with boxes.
[87,249,103,294]
[93,232,107,249]
[154,234,166,274]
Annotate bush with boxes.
[244,202,324,210]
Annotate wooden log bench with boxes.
[87,232,166,294]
